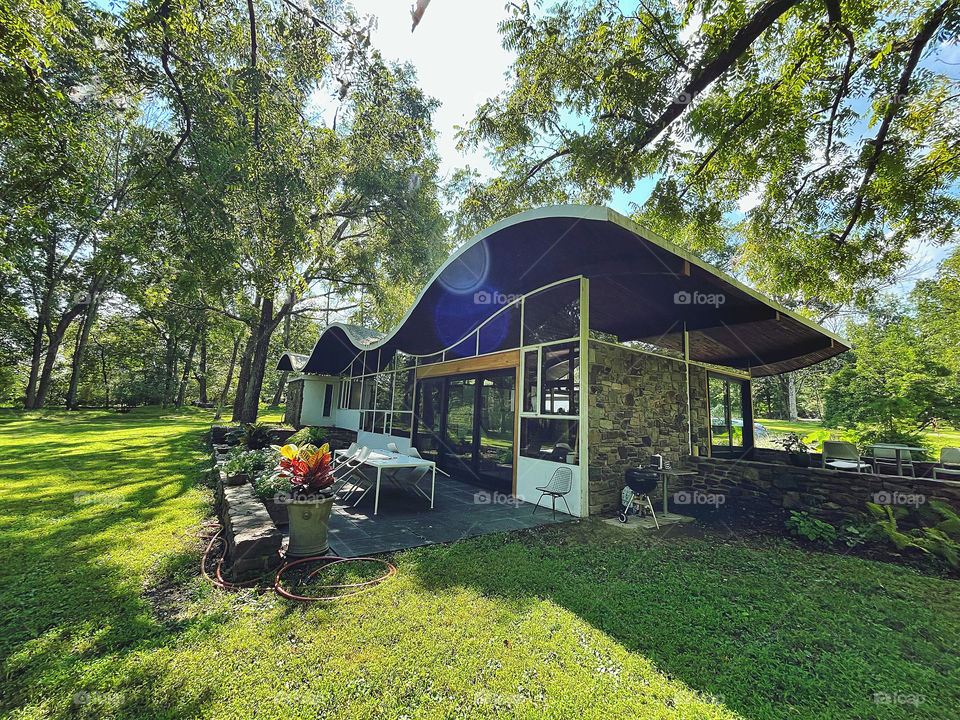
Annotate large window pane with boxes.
[394,369,415,411]
[447,332,477,359]
[391,412,412,438]
[375,372,393,410]
[361,411,375,433]
[361,377,376,410]
[348,379,362,409]
[522,350,538,413]
[478,302,521,355]
[522,281,580,344]
[520,418,579,463]
[540,342,579,415]
[710,374,749,453]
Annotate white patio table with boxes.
[335,449,436,515]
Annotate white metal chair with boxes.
[872,446,916,477]
[533,466,573,519]
[406,446,451,477]
[332,442,359,469]
[934,447,960,480]
[821,441,872,473]
[332,446,371,498]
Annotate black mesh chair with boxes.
[533,466,573,519]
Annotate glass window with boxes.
[540,342,579,415]
[419,352,443,366]
[361,377,376,410]
[478,302,521,355]
[391,412,412,438]
[348,379,362,410]
[523,350,538,413]
[522,280,580,345]
[394,369,415,411]
[520,418,579,463]
[375,372,393,410]
[395,351,414,372]
[351,353,364,377]
[361,411,375,433]
[447,332,477,359]
[709,374,749,455]
[322,383,334,417]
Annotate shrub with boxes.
[867,501,960,569]
[239,422,272,450]
[785,511,837,544]
[287,426,328,447]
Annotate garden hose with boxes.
[198,523,396,600]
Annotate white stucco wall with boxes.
[516,456,582,517]
[299,376,339,427]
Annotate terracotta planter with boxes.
[286,496,335,557]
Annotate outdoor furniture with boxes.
[654,468,698,516]
[332,442,358,469]
[533,466,573,519]
[934,447,960,480]
[332,446,372,495]
[822,441,873,473]
[406,446,452,477]
[865,443,924,477]
[344,450,437,515]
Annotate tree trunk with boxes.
[216,335,242,421]
[270,310,292,406]
[787,372,798,422]
[176,330,198,408]
[197,330,208,404]
[161,336,176,409]
[24,302,47,408]
[32,302,86,408]
[231,333,256,422]
[65,298,98,410]
[239,297,279,423]
[98,342,110,408]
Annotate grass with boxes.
[756,417,960,455]
[1,407,959,719]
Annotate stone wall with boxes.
[681,455,960,523]
[587,341,708,514]
[284,379,304,427]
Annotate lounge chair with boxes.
[821,441,872,473]
[934,447,960,481]
[872,446,916,477]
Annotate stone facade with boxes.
[284,379,304,427]
[681,455,960,524]
[688,364,711,457]
[587,341,710,514]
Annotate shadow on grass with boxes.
[0,408,231,718]
[398,519,960,720]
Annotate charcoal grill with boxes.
[618,468,660,528]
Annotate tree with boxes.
[458,0,960,304]
[823,299,960,443]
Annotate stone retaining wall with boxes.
[215,482,283,576]
[681,455,960,523]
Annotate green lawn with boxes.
[1,408,959,719]
[756,417,960,455]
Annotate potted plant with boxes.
[777,432,812,467]
[222,448,272,486]
[270,443,336,557]
[252,468,292,526]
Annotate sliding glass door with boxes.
[414,369,516,491]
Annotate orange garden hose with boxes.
[199,522,396,600]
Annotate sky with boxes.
[347,0,656,212]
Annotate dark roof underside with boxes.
[284,208,847,378]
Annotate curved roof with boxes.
[279,205,848,377]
